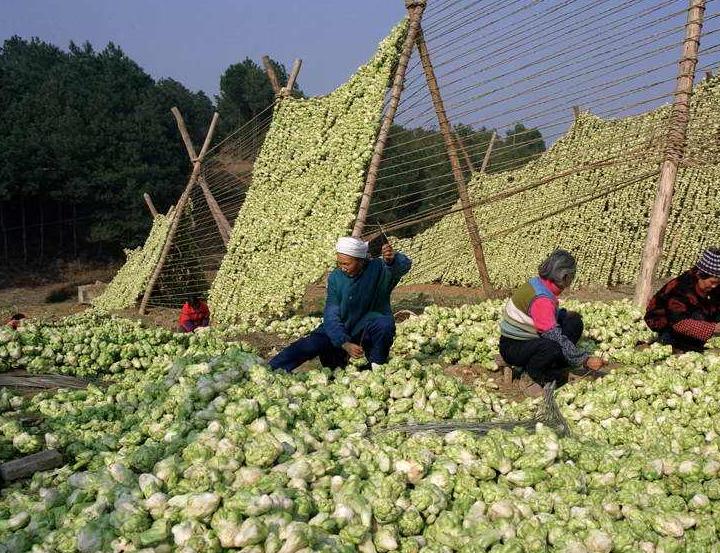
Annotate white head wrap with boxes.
[335,236,369,259]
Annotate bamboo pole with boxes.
[170,107,231,244]
[143,193,158,217]
[634,0,705,308]
[454,133,477,174]
[572,105,580,120]
[415,26,492,293]
[480,132,496,173]
[706,70,714,81]
[198,176,231,244]
[262,56,282,94]
[139,112,219,314]
[281,59,303,97]
[352,0,426,237]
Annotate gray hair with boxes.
[538,249,577,288]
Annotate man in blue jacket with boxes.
[269,236,412,371]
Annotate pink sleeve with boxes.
[529,297,557,333]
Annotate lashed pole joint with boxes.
[415,26,493,293]
[352,0,426,238]
[139,112,220,314]
[281,59,303,98]
[263,57,303,99]
[170,107,231,245]
[634,0,705,308]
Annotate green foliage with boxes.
[0,37,210,259]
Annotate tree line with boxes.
[0,35,544,267]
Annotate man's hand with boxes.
[715,321,720,334]
[382,243,395,265]
[342,342,365,358]
[585,356,605,370]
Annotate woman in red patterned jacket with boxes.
[178,296,210,333]
[644,248,720,352]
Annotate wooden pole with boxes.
[1,450,63,483]
[480,132,496,173]
[706,70,713,82]
[198,176,231,244]
[170,107,231,244]
[454,133,477,174]
[143,193,158,217]
[281,59,303,97]
[572,105,580,120]
[634,0,705,308]
[262,56,282,94]
[139,112,220,314]
[415,26,493,293]
[352,0,426,237]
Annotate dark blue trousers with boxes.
[268,316,396,372]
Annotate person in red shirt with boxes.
[178,296,210,333]
[6,313,27,330]
[645,248,720,352]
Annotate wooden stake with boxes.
[170,107,232,244]
[139,112,220,314]
[262,56,282,94]
[352,1,426,237]
[572,105,580,120]
[635,0,705,308]
[454,133,477,174]
[143,193,158,217]
[706,70,713,81]
[198,176,231,244]
[1,450,63,483]
[416,27,493,293]
[480,132,496,173]
[281,59,303,97]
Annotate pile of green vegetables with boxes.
[392,300,674,369]
[93,205,205,312]
[0,311,249,379]
[397,76,720,289]
[208,19,409,322]
[0,300,719,552]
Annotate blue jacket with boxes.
[318,253,412,347]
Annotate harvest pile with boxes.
[94,206,205,311]
[0,311,249,378]
[208,19,409,322]
[397,76,720,289]
[2,301,720,551]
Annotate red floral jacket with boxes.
[645,269,720,341]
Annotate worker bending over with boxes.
[645,247,720,352]
[498,249,604,388]
[269,236,412,371]
[178,296,210,333]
